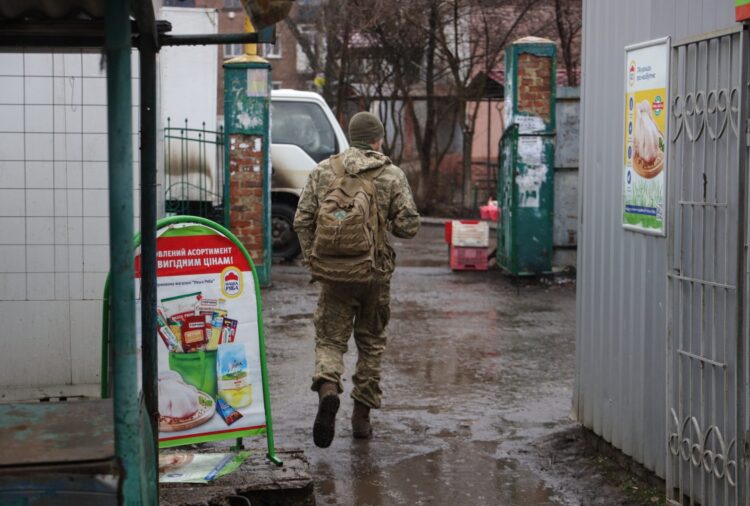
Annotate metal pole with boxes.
[105,0,142,503]
[159,26,275,47]
[139,36,159,501]
[100,275,111,398]
[735,25,749,506]
[487,97,491,204]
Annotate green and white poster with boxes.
[134,220,272,449]
[622,37,670,235]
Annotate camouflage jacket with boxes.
[293,147,420,276]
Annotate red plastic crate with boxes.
[479,204,500,222]
[444,220,487,245]
[444,221,453,244]
[450,245,489,271]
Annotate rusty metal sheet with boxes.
[0,400,114,468]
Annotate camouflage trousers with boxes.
[311,279,391,409]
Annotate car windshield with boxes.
[271,101,338,163]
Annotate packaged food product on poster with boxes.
[161,292,202,323]
[156,313,182,353]
[181,315,209,352]
[207,312,225,351]
[195,298,226,317]
[169,320,183,342]
[217,343,252,408]
[216,398,243,426]
[210,308,228,320]
[158,326,182,353]
[204,317,213,345]
[221,318,238,344]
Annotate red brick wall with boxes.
[516,52,553,122]
[228,134,264,265]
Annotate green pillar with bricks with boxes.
[223,50,272,287]
[497,37,557,276]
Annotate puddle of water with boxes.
[314,441,559,505]
[275,313,312,321]
[262,225,577,506]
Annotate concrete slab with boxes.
[159,448,313,506]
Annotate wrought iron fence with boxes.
[164,118,227,226]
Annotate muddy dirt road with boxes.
[260,225,660,505]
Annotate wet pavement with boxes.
[259,225,660,505]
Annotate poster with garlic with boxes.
[622,38,669,235]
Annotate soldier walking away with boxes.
[293,111,420,448]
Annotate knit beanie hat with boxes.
[348,111,384,144]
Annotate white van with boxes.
[270,89,349,260]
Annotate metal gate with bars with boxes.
[164,118,227,226]
[667,26,749,505]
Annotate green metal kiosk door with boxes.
[497,38,557,276]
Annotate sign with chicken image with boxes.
[623,37,670,234]
[134,220,275,449]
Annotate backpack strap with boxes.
[362,166,387,264]
[331,155,346,177]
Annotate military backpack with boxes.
[309,155,385,283]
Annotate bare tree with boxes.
[283,0,357,110]
[284,0,581,211]
[553,0,582,86]
[431,0,545,206]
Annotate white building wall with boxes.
[0,49,141,401]
[160,7,220,202]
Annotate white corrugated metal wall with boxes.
[575,0,738,478]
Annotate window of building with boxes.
[262,42,282,59]
[164,0,195,6]
[272,82,283,90]
[224,0,242,8]
[224,43,244,58]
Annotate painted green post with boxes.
[497,39,557,276]
[223,53,272,287]
[105,0,147,503]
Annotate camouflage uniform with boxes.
[294,146,420,409]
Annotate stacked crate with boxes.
[445,220,490,271]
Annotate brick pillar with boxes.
[223,58,271,286]
[229,134,264,266]
[516,52,553,124]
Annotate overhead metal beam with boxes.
[160,25,275,47]
[0,19,109,47]
[0,19,274,49]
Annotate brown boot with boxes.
[313,381,340,448]
[351,400,372,439]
